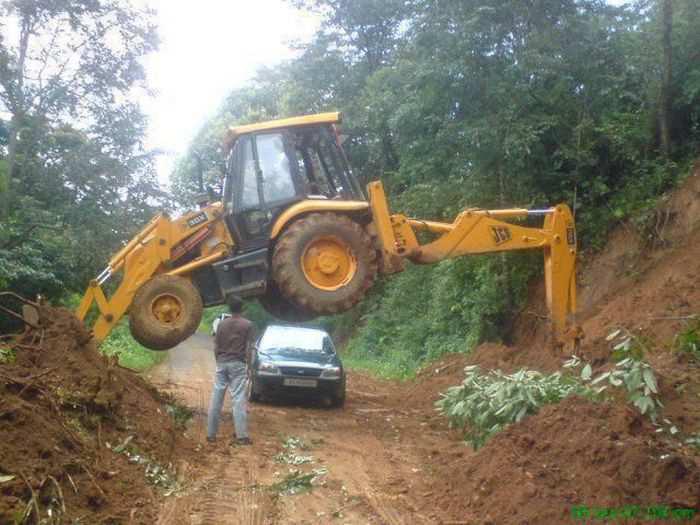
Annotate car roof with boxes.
[259,325,330,351]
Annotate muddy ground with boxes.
[150,333,469,524]
[150,333,699,525]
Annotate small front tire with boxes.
[129,275,203,351]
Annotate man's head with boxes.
[226,295,243,314]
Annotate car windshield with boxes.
[259,326,327,353]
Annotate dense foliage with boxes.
[0,0,164,331]
[173,0,700,376]
[100,320,167,371]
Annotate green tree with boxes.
[0,0,163,314]
[0,0,157,219]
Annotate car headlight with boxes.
[320,366,341,379]
[257,362,280,376]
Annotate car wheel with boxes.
[330,382,346,408]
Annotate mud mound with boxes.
[403,353,471,410]
[433,396,700,524]
[0,307,190,524]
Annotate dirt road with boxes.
[149,333,468,525]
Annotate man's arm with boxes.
[245,323,257,366]
[214,317,226,350]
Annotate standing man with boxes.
[207,295,255,445]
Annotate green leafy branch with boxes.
[564,328,661,421]
[436,365,595,449]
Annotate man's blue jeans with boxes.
[207,360,249,439]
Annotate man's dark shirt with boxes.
[214,315,255,363]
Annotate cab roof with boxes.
[223,112,341,152]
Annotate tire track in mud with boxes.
[187,452,272,525]
[150,333,458,525]
[149,333,278,525]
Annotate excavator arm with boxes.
[75,204,232,343]
[367,181,578,345]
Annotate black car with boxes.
[248,325,346,407]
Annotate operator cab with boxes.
[192,113,368,311]
[223,118,364,250]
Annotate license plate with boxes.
[283,378,318,388]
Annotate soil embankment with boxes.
[0,307,193,523]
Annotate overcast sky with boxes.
[139,1,319,186]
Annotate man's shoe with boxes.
[232,437,253,446]
[206,436,216,443]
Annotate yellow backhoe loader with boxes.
[76,112,578,350]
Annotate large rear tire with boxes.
[272,213,377,315]
[129,275,203,351]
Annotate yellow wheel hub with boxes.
[151,294,183,325]
[301,236,357,291]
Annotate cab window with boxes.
[291,130,333,197]
[256,133,296,203]
[239,136,259,209]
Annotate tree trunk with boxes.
[1,13,32,219]
[659,0,673,156]
[1,113,21,220]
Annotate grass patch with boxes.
[341,352,418,380]
[100,320,167,371]
[199,305,228,334]
[674,321,700,361]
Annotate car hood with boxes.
[258,349,338,367]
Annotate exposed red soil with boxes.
[434,396,700,524]
[511,165,700,359]
[465,169,700,434]
[0,307,192,524]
